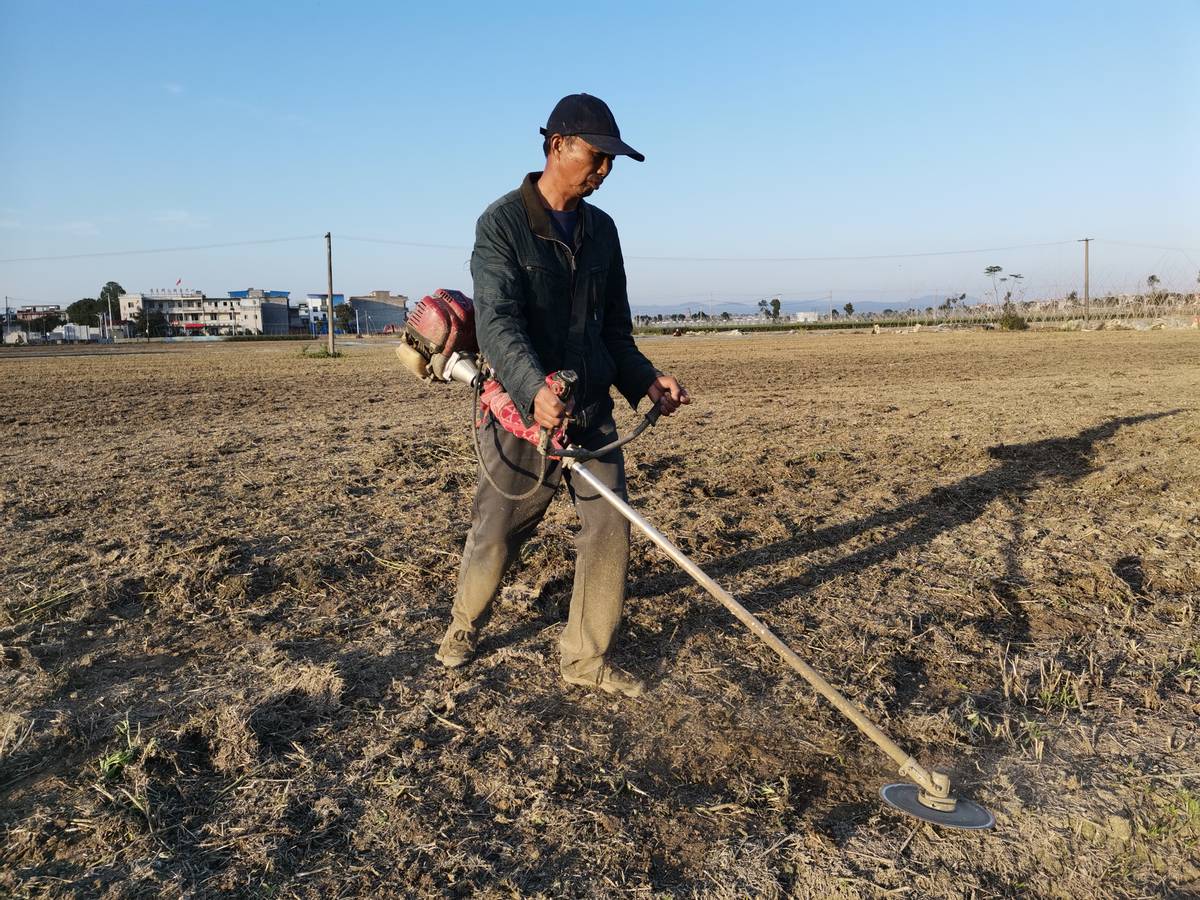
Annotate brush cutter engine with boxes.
[395,289,573,452]
[395,289,481,387]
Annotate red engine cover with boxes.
[405,289,477,356]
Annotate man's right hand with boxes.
[533,384,568,430]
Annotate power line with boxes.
[339,235,1079,262]
[1095,239,1200,253]
[0,235,323,264]
[625,240,1077,263]
[339,235,468,251]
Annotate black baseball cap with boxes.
[540,93,644,162]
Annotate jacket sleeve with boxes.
[602,237,658,409]
[471,210,547,421]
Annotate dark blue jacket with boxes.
[470,172,658,422]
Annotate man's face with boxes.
[553,136,615,198]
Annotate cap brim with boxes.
[577,133,645,162]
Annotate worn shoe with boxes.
[562,662,646,698]
[436,625,477,669]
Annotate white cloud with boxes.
[153,209,209,228]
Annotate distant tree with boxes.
[29,313,65,334]
[719,311,731,321]
[1003,275,1025,310]
[67,297,102,326]
[1067,290,1078,304]
[98,281,124,318]
[1147,274,1160,296]
[999,301,1028,331]
[770,297,781,319]
[984,265,1003,304]
[830,309,840,319]
[843,302,854,317]
[131,306,168,337]
[335,303,354,333]
[757,298,769,317]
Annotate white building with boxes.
[119,289,290,335]
[292,294,344,333]
[53,323,112,342]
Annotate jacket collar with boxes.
[520,171,590,249]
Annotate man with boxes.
[436,93,689,698]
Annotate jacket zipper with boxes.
[536,233,588,402]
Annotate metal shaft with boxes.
[565,458,943,797]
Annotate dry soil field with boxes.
[1,330,1198,898]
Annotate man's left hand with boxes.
[647,372,690,416]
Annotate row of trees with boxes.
[1145,271,1200,296]
[642,267,1198,329]
[635,311,736,324]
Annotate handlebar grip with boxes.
[538,370,578,455]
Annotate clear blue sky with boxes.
[2,1,1197,311]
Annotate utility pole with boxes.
[325,232,336,356]
[1078,238,1092,322]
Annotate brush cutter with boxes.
[395,289,994,830]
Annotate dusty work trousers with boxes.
[450,411,631,677]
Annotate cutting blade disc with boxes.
[879,783,995,830]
